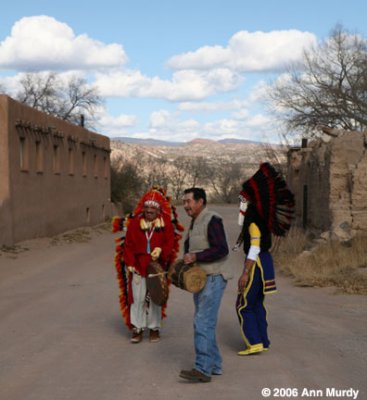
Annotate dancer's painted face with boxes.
[238,197,248,226]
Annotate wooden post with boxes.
[303,184,308,229]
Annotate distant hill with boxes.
[218,138,262,145]
[110,137,287,203]
[112,136,182,147]
[110,136,286,168]
[112,136,263,147]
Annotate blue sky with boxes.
[1,0,366,142]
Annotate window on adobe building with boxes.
[68,147,75,175]
[103,156,108,179]
[36,140,43,173]
[82,151,87,176]
[53,144,61,174]
[93,154,98,178]
[86,207,90,223]
[19,137,29,171]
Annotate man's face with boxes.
[143,205,159,221]
[183,192,204,219]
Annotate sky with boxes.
[0,0,366,143]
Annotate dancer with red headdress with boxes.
[235,163,294,355]
[112,187,183,343]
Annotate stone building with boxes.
[0,95,111,246]
[287,129,367,240]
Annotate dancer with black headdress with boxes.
[235,163,295,355]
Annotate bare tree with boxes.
[15,72,102,129]
[261,142,289,174]
[169,156,191,200]
[146,157,170,191]
[111,154,146,214]
[269,24,367,137]
[187,156,211,187]
[207,162,243,203]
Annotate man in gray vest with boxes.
[179,187,232,383]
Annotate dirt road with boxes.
[0,205,366,400]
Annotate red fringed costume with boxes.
[112,187,184,329]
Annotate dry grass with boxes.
[50,222,111,246]
[273,228,367,295]
[0,244,29,255]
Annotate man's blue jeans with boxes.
[193,274,227,376]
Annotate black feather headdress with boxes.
[240,162,295,236]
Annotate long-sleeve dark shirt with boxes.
[184,215,229,262]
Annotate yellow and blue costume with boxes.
[235,163,294,355]
[236,220,276,354]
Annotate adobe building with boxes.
[287,128,367,240]
[0,95,111,246]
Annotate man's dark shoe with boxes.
[131,329,143,343]
[149,329,160,343]
[179,369,211,383]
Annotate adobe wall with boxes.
[288,130,367,240]
[287,142,331,231]
[328,131,366,239]
[0,97,14,245]
[0,95,111,245]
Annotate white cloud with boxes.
[200,113,279,142]
[203,118,239,135]
[149,110,172,128]
[99,113,137,128]
[149,110,199,135]
[95,67,242,101]
[232,109,250,120]
[167,29,317,72]
[245,113,273,127]
[93,106,137,136]
[0,74,21,95]
[0,19,311,144]
[246,80,271,103]
[130,108,278,143]
[167,45,229,71]
[178,99,248,112]
[0,16,127,71]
